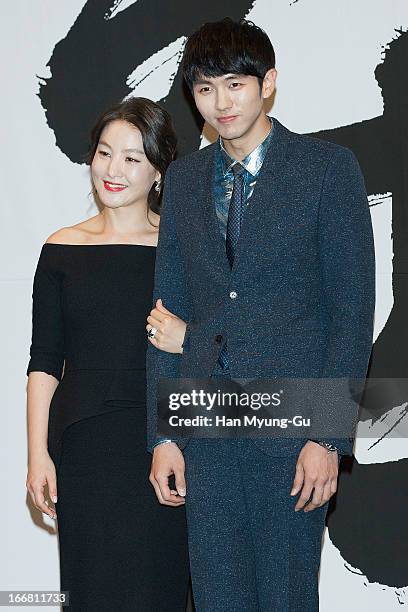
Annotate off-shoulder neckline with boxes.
[43,243,157,248]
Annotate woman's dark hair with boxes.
[87,97,177,219]
[182,18,275,93]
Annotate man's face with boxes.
[192,70,276,141]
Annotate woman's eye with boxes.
[126,157,139,163]
[98,150,110,157]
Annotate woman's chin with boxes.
[98,195,129,210]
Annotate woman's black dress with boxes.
[27,244,190,611]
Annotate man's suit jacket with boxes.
[146,117,375,456]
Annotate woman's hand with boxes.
[26,452,58,520]
[146,299,187,354]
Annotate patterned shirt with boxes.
[214,116,274,241]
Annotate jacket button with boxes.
[215,334,223,344]
[229,290,238,299]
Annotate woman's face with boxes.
[91,119,160,209]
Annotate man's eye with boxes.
[231,82,243,88]
[199,87,211,93]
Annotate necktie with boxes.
[218,162,246,371]
[226,162,246,267]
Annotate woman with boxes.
[26,98,189,611]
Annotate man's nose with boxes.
[215,89,233,111]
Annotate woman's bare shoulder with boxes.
[45,216,102,245]
[45,227,82,245]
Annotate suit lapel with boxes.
[192,117,291,276]
[197,142,232,275]
[231,118,291,273]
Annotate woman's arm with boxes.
[26,373,59,520]
[26,243,65,520]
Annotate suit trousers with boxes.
[183,367,329,612]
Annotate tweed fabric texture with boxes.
[184,437,330,612]
[146,117,375,456]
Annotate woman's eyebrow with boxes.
[98,140,144,154]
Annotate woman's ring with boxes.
[147,327,157,339]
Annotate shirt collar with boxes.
[219,116,274,178]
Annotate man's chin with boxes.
[215,123,247,141]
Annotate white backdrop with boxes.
[1,1,407,609]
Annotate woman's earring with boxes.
[154,181,161,192]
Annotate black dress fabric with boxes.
[27,244,190,611]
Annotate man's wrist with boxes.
[309,439,339,453]
[152,439,178,450]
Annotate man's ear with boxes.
[262,68,277,99]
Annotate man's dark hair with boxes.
[182,17,275,92]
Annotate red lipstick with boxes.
[103,180,127,192]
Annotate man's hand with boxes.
[149,442,186,506]
[290,440,338,512]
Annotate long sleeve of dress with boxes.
[26,246,65,381]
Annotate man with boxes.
[146,17,375,612]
